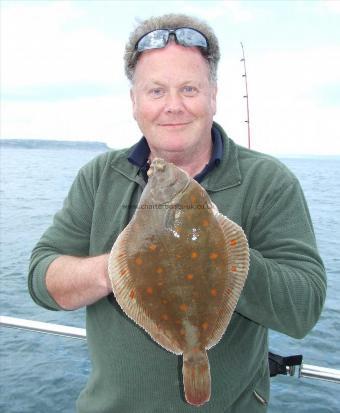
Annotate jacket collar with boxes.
[200,122,242,192]
[110,121,242,192]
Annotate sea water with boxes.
[0,145,339,412]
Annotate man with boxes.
[29,13,326,412]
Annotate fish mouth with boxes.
[148,158,191,204]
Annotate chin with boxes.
[156,136,194,153]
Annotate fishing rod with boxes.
[240,42,251,149]
[1,315,340,384]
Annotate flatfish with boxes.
[108,158,249,406]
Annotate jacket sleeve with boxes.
[28,164,95,311]
[236,176,327,339]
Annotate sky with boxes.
[1,0,340,155]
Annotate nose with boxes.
[164,90,184,114]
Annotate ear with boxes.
[130,88,137,120]
[211,84,217,116]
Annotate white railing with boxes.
[0,315,86,340]
[1,315,339,384]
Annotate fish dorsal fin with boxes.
[108,222,182,355]
[206,213,249,349]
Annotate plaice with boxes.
[108,158,249,406]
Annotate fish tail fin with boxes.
[183,349,211,406]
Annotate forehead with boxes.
[134,43,210,84]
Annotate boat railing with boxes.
[1,315,339,384]
[0,315,86,340]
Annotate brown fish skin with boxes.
[108,158,249,406]
[183,348,211,406]
[128,180,228,349]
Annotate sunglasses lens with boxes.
[175,28,208,48]
[136,28,208,52]
[137,30,169,51]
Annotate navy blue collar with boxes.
[128,125,223,182]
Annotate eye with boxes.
[149,88,165,98]
[182,85,198,97]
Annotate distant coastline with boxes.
[1,139,339,159]
[0,139,109,151]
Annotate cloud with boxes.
[180,0,255,22]
[314,0,340,14]
[248,47,340,98]
[214,45,340,155]
[1,93,141,147]
[1,1,339,155]
[2,43,340,155]
[246,46,340,154]
[1,1,125,91]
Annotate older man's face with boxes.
[130,42,217,158]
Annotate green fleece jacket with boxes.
[28,123,326,412]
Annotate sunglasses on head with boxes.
[135,27,209,52]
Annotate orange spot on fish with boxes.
[179,303,188,312]
[210,288,217,297]
[209,252,218,260]
[230,239,238,247]
[191,251,198,259]
[202,322,209,330]
[161,314,169,321]
[186,273,194,281]
[191,195,197,203]
[202,219,209,227]
[135,257,143,265]
[148,244,157,251]
[146,287,153,295]
[156,267,164,274]
[129,290,135,299]
[231,265,237,272]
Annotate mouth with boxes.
[159,122,190,128]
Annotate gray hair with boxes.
[124,13,220,83]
